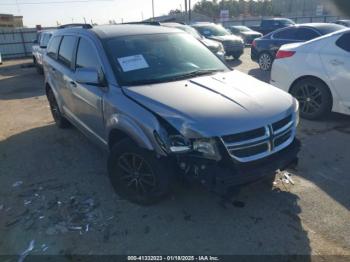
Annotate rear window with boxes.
[336,33,350,52]
[47,36,61,59]
[295,28,320,41]
[58,36,77,67]
[273,28,297,40]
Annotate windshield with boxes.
[195,25,230,37]
[177,25,202,40]
[281,19,295,26]
[107,33,228,86]
[234,26,251,32]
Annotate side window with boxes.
[295,28,320,41]
[336,33,350,52]
[58,36,77,67]
[273,28,296,40]
[40,33,52,47]
[75,38,100,69]
[47,36,62,59]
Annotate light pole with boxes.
[152,0,155,19]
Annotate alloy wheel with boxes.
[117,153,156,195]
[259,53,272,71]
[293,84,323,116]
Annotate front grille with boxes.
[221,114,295,163]
[222,127,266,144]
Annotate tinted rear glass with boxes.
[336,33,350,52]
[295,28,320,41]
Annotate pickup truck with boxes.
[249,18,295,35]
[32,30,54,74]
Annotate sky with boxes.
[0,0,201,27]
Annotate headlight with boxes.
[168,135,191,153]
[217,43,224,52]
[193,138,221,160]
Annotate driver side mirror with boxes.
[75,67,103,86]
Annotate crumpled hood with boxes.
[123,70,295,138]
[209,35,242,42]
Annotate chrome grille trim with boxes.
[221,114,296,163]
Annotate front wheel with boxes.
[290,78,332,120]
[258,52,273,71]
[108,138,172,205]
[47,89,71,128]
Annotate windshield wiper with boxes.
[166,69,225,81]
[125,69,225,86]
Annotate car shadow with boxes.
[225,58,242,68]
[0,67,44,100]
[248,68,271,83]
[0,124,311,256]
[297,113,350,211]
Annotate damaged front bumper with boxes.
[177,139,301,194]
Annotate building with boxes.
[0,14,24,28]
[272,0,340,17]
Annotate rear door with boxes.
[70,37,105,140]
[321,32,350,109]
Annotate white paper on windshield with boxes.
[117,54,149,72]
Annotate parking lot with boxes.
[1,48,350,257]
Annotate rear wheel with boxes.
[33,57,43,75]
[47,89,70,128]
[290,78,332,120]
[258,52,273,71]
[108,138,172,205]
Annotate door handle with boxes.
[69,81,77,88]
[330,59,344,66]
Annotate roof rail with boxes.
[58,23,93,29]
[122,21,161,26]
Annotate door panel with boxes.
[70,37,105,140]
[321,34,350,108]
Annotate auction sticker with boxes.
[117,54,149,72]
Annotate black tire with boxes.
[233,54,242,60]
[258,52,273,71]
[33,57,43,75]
[290,78,332,120]
[47,89,71,128]
[108,138,172,205]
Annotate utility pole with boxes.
[184,0,188,23]
[188,0,191,23]
[152,0,155,20]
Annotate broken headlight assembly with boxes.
[192,138,221,161]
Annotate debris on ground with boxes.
[2,179,113,238]
[18,239,35,262]
[12,181,23,188]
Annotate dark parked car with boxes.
[250,18,295,35]
[227,25,262,44]
[334,20,350,27]
[161,22,225,59]
[251,23,346,71]
[192,23,244,59]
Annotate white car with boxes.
[270,29,350,120]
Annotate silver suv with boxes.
[44,24,300,205]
